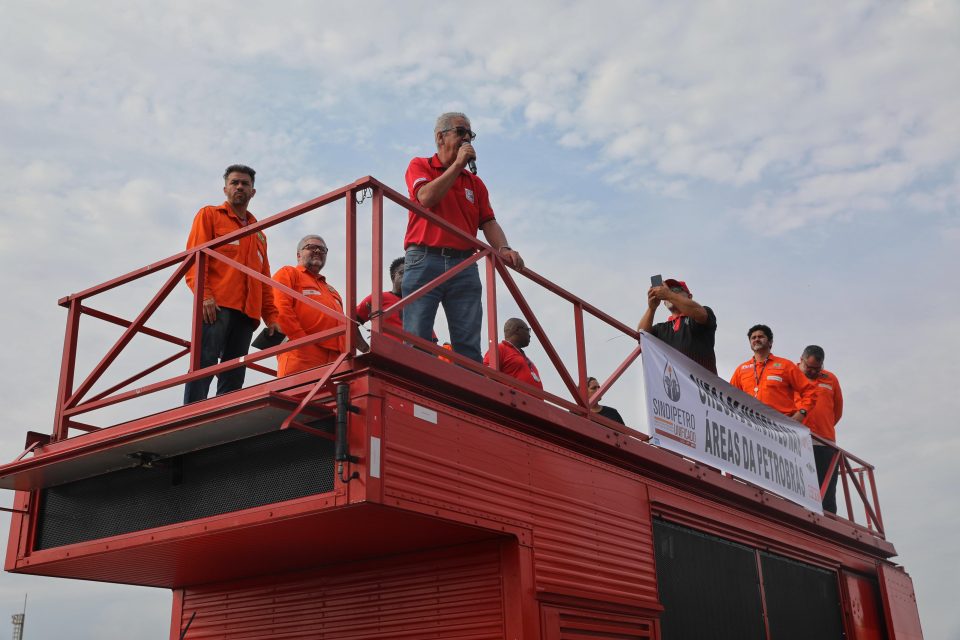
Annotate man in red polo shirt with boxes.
[402,112,524,362]
[729,324,816,420]
[483,318,543,390]
[356,257,405,341]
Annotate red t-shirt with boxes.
[356,290,403,341]
[404,154,495,250]
[484,340,543,389]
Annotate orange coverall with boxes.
[272,265,346,376]
[730,354,817,417]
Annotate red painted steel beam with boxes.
[867,468,884,535]
[594,345,642,409]
[280,352,349,430]
[370,187,384,336]
[86,348,191,404]
[485,255,500,369]
[52,298,81,441]
[345,190,358,354]
[573,302,588,403]
[65,258,193,410]
[79,305,190,348]
[495,261,581,403]
[58,182,359,307]
[62,325,348,418]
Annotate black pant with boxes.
[813,444,840,514]
[183,307,256,404]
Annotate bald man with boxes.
[483,318,543,389]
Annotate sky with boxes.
[0,0,958,637]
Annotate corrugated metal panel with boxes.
[178,543,504,639]
[383,393,658,608]
[542,606,657,640]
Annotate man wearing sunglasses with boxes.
[183,164,281,403]
[637,278,718,375]
[402,112,524,362]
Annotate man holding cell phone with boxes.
[637,276,718,374]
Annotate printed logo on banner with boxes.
[663,362,681,401]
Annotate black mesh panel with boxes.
[35,423,335,549]
[762,552,844,640]
[653,519,766,640]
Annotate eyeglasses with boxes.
[440,126,477,141]
[669,286,685,293]
[301,244,328,255]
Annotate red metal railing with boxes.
[44,175,882,535]
[50,177,639,439]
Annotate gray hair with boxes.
[434,112,470,134]
[297,234,326,252]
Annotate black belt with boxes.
[407,244,476,258]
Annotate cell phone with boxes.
[651,274,663,287]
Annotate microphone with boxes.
[461,141,478,175]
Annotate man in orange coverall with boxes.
[795,345,844,513]
[273,235,367,376]
[729,324,817,421]
[184,164,280,403]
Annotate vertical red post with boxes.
[52,298,81,442]
[370,187,384,338]
[868,467,884,535]
[485,254,499,369]
[345,191,357,354]
[189,252,205,372]
[573,302,587,403]
[840,458,854,523]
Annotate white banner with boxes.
[641,332,822,513]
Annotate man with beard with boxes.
[183,164,280,403]
[730,324,816,421]
[796,345,844,513]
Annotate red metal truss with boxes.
[30,175,886,537]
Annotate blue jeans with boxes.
[183,307,257,404]
[401,248,482,362]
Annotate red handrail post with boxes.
[189,252,204,372]
[345,190,358,354]
[485,254,499,369]
[52,298,81,441]
[370,186,384,338]
[573,302,587,403]
[868,467,884,535]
